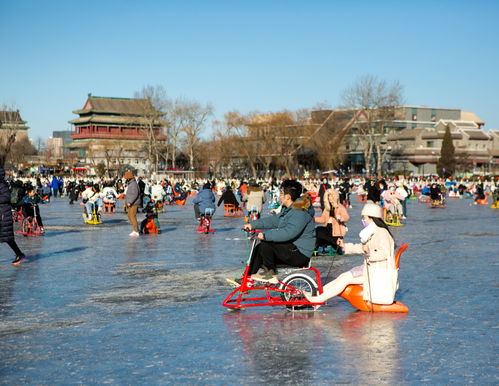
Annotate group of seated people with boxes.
[224,179,399,306]
[196,181,267,221]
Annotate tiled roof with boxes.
[69,115,162,125]
[0,110,26,124]
[462,130,490,140]
[73,96,156,116]
[460,111,485,125]
[421,131,462,140]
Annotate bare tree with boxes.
[8,136,36,165]
[0,105,35,166]
[341,75,404,176]
[179,100,213,170]
[100,140,130,177]
[222,110,261,178]
[205,121,239,177]
[134,85,169,175]
[164,98,192,169]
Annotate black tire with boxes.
[280,274,318,309]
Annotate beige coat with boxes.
[344,225,397,302]
[246,190,265,213]
[314,203,350,237]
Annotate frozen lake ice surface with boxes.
[1,197,498,384]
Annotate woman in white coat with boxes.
[304,203,398,305]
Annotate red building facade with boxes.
[70,94,166,140]
[68,94,166,175]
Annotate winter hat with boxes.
[361,203,383,218]
[124,171,134,180]
[203,182,211,189]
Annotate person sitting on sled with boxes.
[81,184,103,221]
[314,188,349,255]
[21,187,45,233]
[303,203,397,306]
[474,183,486,203]
[151,181,166,205]
[237,179,315,284]
[140,194,161,234]
[429,183,442,202]
[244,181,265,220]
[102,183,118,207]
[193,182,216,220]
[217,185,240,210]
[381,183,404,218]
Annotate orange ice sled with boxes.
[338,242,409,313]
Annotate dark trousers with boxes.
[315,224,341,251]
[23,205,44,227]
[194,203,201,219]
[249,241,310,275]
[7,240,24,256]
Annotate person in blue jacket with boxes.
[51,176,60,198]
[193,182,216,220]
[241,179,315,284]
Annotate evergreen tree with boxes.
[436,126,455,178]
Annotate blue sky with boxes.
[1,0,498,140]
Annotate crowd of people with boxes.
[2,167,498,308]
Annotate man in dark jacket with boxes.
[137,177,146,208]
[0,166,26,264]
[124,171,141,236]
[338,178,351,207]
[217,186,240,209]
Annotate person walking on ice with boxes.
[0,166,27,264]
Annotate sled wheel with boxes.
[31,221,40,235]
[280,274,318,310]
[21,219,29,236]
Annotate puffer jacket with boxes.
[344,225,396,302]
[314,203,349,237]
[246,189,265,213]
[193,188,216,213]
[250,194,316,257]
[0,167,15,242]
[125,179,141,206]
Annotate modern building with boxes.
[46,137,64,159]
[68,94,166,175]
[311,106,493,175]
[387,119,499,175]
